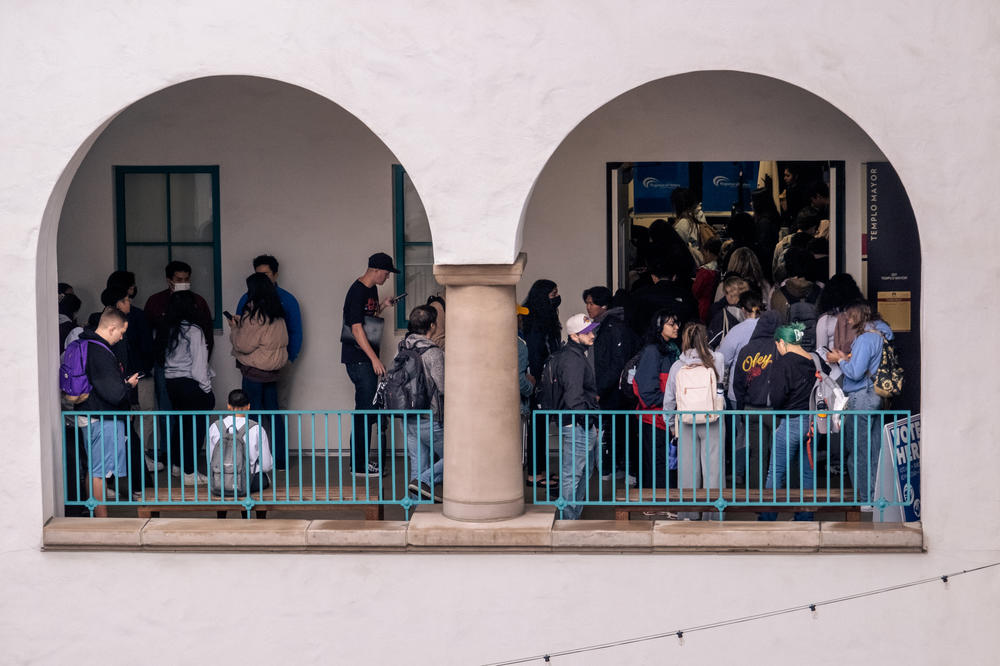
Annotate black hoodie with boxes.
[732,311,782,409]
[77,330,131,412]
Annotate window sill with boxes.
[42,508,923,553]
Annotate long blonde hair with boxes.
[681,322,715,371]
[726,247,766,289]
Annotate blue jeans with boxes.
[760,415,815,521]
[405,417,444,488]
[344,361,384,473]
[241,378,285,469]
[559,424,601,520]
[844,386,883,504]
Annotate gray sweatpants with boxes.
[675,420,725,520]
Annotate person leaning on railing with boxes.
[759,322,818,522]
[825,300,894,505]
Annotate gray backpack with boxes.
[210,419,249,495]
[809,353,848,434]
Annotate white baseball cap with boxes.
[565,313,599,335]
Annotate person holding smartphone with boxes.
[342,252,399,477]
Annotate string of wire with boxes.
[481,561,1000,665]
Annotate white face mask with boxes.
[694,204,707,225]
[172,282,191,292]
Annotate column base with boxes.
[443,494,525,522]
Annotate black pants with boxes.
[640,420,674,489]
[166,377,215,474]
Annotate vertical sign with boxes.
[875,415,921,522]
[865,163,921,412]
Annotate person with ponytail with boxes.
[759,322,817,521]
[662,322,725,520]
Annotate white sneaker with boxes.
[625,474,638,486]
[145,455,165,472]
[171,465,182,477]
[182,471,208,485]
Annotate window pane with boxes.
[403,172,431,242]
[170,246,217,322]
[123,173,167,242]
[169,173,214,242]
[126,246,170,305]
[403,245,440,314]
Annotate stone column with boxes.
[433,253,526,521]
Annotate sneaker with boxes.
[601,472,613,481]
[352,462,385,478]
[145,455,165,472]
[182,471,208,485]
[625,474,638,487]
[171,465,182,477]
[408,480,434,500]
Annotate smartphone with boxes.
[390,292,408,305]
[134,372,146,379]
[223,310,234,321]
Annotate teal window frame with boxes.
[114,165,223,328]
[392,164,433,330]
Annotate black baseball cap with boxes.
[368,252,400,273]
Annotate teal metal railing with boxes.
[62,409,436,518]
[529,409,915,520]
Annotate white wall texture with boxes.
[3,1,1000,664]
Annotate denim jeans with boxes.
[344,361,384,473]
[844,386,883,504]
[241,377,285,469]
[405,417,444,488]
[760,415,815,521]
[559,423,601,520]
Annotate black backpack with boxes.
[383,340,432,410]
[617,349,645,409]
[534,350,565,410]
[781,284,820,351]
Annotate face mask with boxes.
[550,295,561,309]
[694,204,707,225]
[172,282,191,292]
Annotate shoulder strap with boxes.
[810,352,824,374]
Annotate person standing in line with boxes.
[76,308,140,516]
[398,305,445,500]
[732,310,783,489]
[523,279,562,488]
[826,300,894,506]
[230,273,289,468]
[634,309,682,489]
[342,252,399,477]
[662,322,725,520]
[759,323,818,521]
[236,255,302,469]
[158,291,216,485]
[551,313,602,520]
[426,295,446,351]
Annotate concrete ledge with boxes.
[406,505,555,548]
[43,517,148,549]
[552,520,653,551]
[141,518,310,549]
[307,520,409,550]
[654,520,820,552]
[820,521,923,551]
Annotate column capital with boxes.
[433,252,527,287]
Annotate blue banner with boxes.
[633,164,689,214]
[702,161,758,213]
[882,414,921,522]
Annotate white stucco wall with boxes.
[3,1,1000,664]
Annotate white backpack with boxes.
[809,353,848,434]
[673,363,723,425]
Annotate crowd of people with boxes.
[518,182,897,520]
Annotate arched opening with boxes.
[518,70,921,519]
[40,75,437,517]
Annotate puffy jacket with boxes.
[634,340,680,429]
[732,311,782,409]
[230,314,289,373]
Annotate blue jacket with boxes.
[839,320,893,393]
[237,285,303,362]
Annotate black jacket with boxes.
[732,311,782,409]
[77,331,131,412]
[555,339,598,426]
[593,307,639,399]
[768,351,815,411]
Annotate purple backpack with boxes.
[60,339,112,404]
